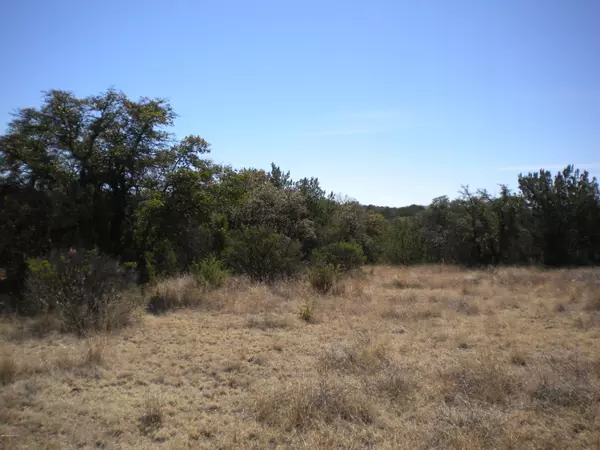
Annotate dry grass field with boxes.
[1,265,600,449]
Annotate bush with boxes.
[314,242,366,274]
[224,226,303,282]
[191,254,229,289]
[24,249,140,334]
[309,263,337,293]
[298,299,317,322]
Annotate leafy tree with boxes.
[267,163,293,189]
[231,183,316,252]
[518,166,600,265]
[383,217,424,264]
[0,89,212,300]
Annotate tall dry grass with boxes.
[0,265,599,449]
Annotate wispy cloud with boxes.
[499,163,600,172]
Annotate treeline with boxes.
[364,204,426,220]
[1,89,599,309]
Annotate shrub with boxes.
[298,299,317,322]
[191,254,229,289]
[314,242,366,273]
[224,226,303,282]
[308,263,337,293]
[24,249,140,334]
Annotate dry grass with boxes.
[140,392,164,434]
[245,313,293,330]
[255,375,376,430]
[1,265,600,449]
[0,352,18,385]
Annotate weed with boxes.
[298,299,317,323]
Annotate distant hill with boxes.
[363,204,426,220]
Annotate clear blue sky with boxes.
[1,0,599,206]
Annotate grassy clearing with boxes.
[1,265,600,448]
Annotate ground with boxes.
[1,265,600,449]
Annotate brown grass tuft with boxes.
[373,365,414,402]
[146,276,207,314]
[529,355,600,409]
[389,277,421,290]
[139,393,164,433]
[441,354,520,405]
[0,352,18,385]
[85,337,106,366]
[510,349,528,366]
[585,291,600,311]
[246,313,292,330]
[256,376,376,430]
[318,331,390,374]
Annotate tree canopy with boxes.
[2,89,599,310]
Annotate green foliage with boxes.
[314,242,366,273]
[224,226,303,282]
[298,299,317,322]
[383,218,424,265]
[365,204,426,220]
[2,87,600,317]
[518,166,600,265]
[24,249,140,334]
[232,183,315,246]
[308,263,338,293]
[191,255,229,289]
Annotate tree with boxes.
[0,89,213,300]
[518,166,600,265]
[267,163,292,189]
[383,217,424,264]
[231,183,316,252]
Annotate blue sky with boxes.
[1,0,599,206]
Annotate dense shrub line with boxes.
[1,89,599,319]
